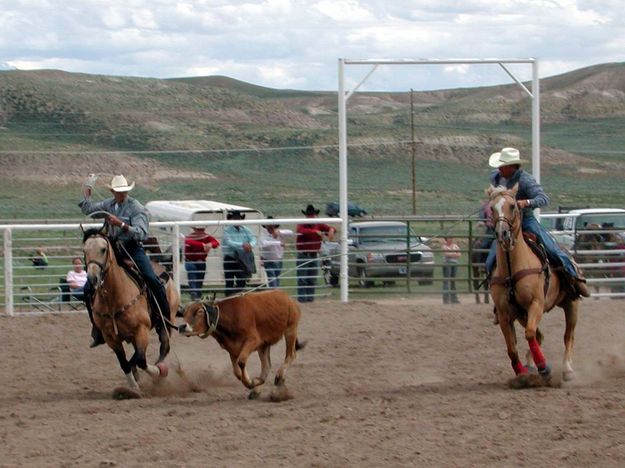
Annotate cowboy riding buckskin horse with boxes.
[79,174,175,349]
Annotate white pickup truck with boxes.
[540,208,625,252]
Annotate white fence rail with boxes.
[2,216,624,316]
[0,218,342,316]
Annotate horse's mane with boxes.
[82,227,107,243]
[487,185,511,200]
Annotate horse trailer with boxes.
[145,200,267,293]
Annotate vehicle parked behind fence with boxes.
[324,221,435,288]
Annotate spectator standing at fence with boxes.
[296,204,336,303]
[442,236,461,304]
[66,256,87,300]
[184,226,220,300]
[260,216,293,288]
[222,210,257,296]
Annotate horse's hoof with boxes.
[156,362,169,378]
[269,385,294,402]
[508,373,545,389]
[112,387,141,400]
[539,364,553,383]
[562,370,575,382]
[274,375,285,386]
[248,389,261,400]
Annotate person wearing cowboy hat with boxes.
[260,216,294,288]
[79,174,174,347]
[485,148,589,299]
[222,210,257,296]
[184,226,220,300]
[296,204,336,303]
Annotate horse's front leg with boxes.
[112,345,140,391]
[134,326,167,379]
[498,310,528,375]
[525,299,551,380]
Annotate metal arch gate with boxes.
[336,57,541,302]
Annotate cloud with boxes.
[0,0,623,91]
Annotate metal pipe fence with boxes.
[2,216,624,315]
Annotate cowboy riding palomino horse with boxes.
[488,185,580,384]
[83,228,180,397]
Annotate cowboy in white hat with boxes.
[79,174,173,347]
[485,147,589,299]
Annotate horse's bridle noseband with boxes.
[493,195,521,251]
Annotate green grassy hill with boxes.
[1,63,624,220]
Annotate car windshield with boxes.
[355,225,419,244]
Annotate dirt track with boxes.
[1,296,625,467]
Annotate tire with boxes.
[329,273,339,287]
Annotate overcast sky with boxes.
[0,0,623,92]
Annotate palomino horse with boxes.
[83,228,180,396]
[488,185,579,383]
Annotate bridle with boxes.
[85,234,111,289]
[493,194,521,252]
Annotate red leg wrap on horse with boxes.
[512,360,527,375]
[528,337,546,370]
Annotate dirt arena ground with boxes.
[1,296,625,467]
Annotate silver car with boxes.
[323,221,435,287]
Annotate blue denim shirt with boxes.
[489,169,549,218]
[79,196,149,242]
[222,225,257,258]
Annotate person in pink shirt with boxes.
[66,256,87,300]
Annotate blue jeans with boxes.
[263,260,282,288]
[223,255,248,296]
[185,260,206,300]
[442,263,459,303]
[486,215,577,277]
[297,253,318,302]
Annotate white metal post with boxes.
[172,224,181,296]
[532,59,540,184]
[338,59,349,302]
[4,228,13,316]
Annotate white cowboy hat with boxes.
[107,175,135,192]
[488,147,524,168]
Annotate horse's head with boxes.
[487,183,521,251]
[82,229,112,289]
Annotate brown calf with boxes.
[178,289,304,398]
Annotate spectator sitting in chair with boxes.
[65,256,87,300]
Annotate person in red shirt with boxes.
[296,204,336,303]
[184,226,220,300]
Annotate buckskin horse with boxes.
[487,185,580,384]
[82,228,180,397]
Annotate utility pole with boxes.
[410,89,416,215]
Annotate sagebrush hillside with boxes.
[1,63,624,219]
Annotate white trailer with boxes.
[145,200,267,291]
